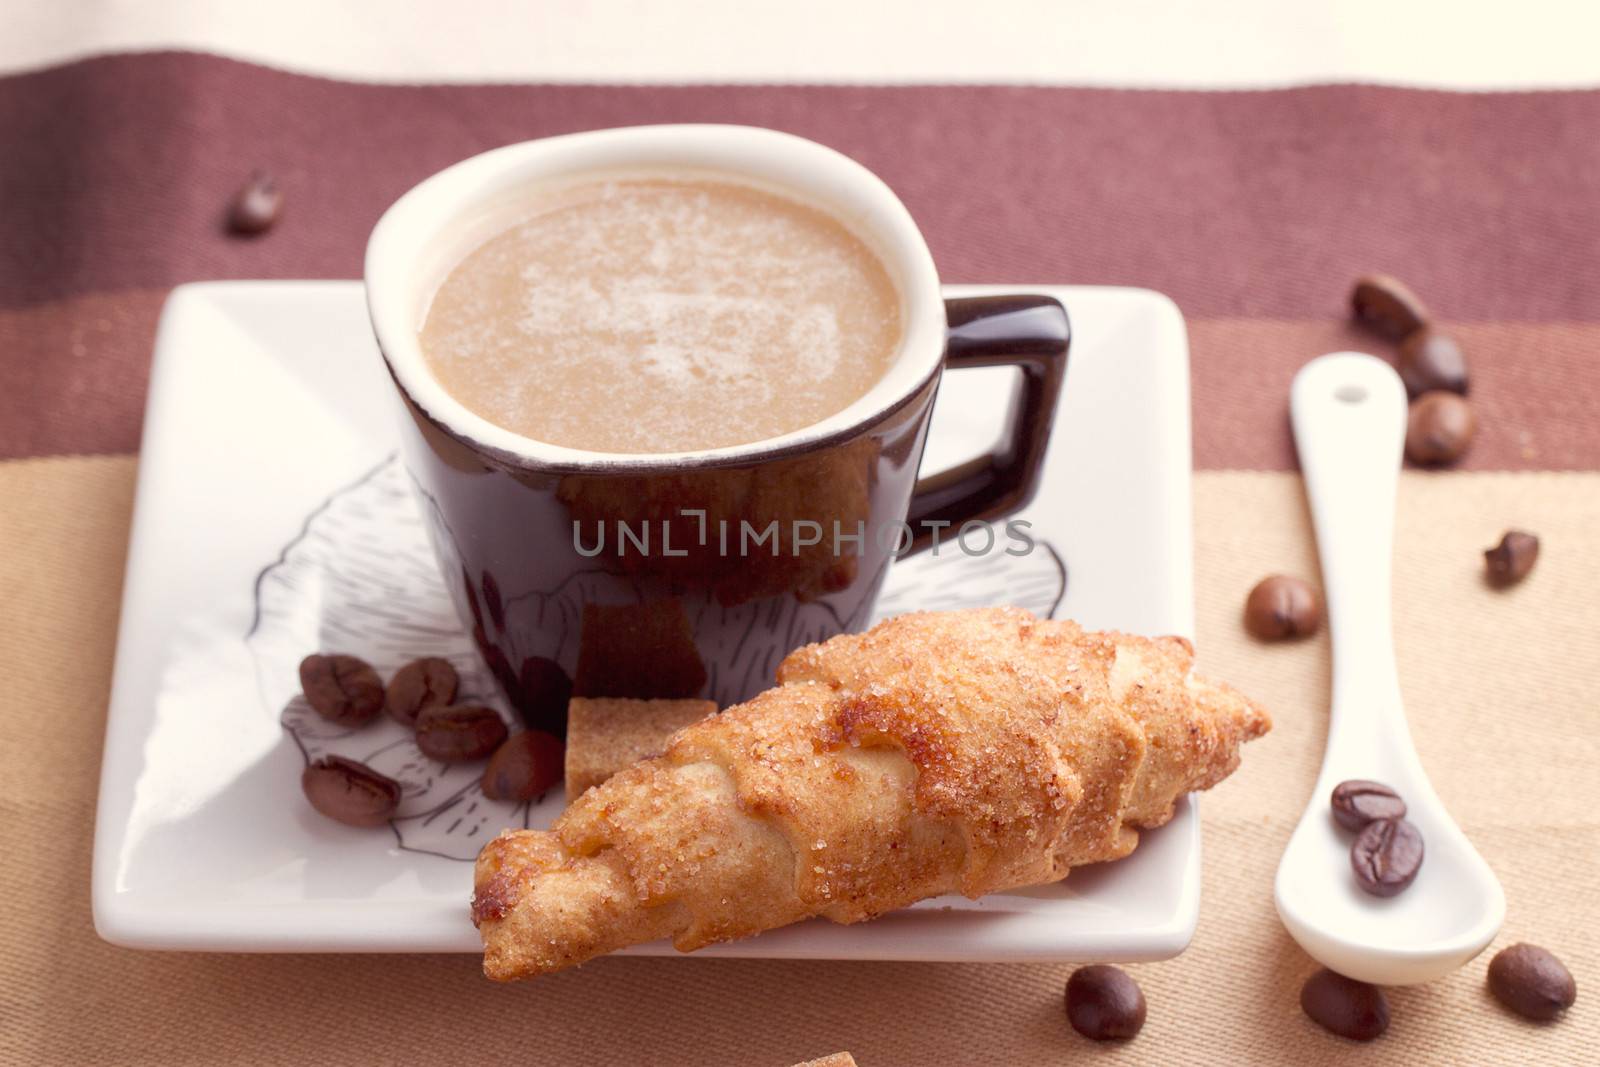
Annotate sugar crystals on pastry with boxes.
[472,607,1269,980]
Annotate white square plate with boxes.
[93,281,1197,961]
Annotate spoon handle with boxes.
[1290,353,1413,771]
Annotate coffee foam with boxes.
[419,175,901,453]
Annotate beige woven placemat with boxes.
[1,459,1594,1065]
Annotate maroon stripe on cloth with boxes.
[3,291,1594,468]
[5,53,1600,319]
[1,53,1598,466]
[1188,319,1600,471]
[0,290,166,459]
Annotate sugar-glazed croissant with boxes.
[472,608,1270,979]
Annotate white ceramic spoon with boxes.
[1274,351,1505,986]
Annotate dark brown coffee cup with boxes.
[366,126,1068,725]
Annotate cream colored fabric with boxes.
[2,459,1594,1064]
[5,0,1600,89]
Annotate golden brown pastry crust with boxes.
[473,608,1269,980]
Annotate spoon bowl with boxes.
[1276,763,1506,986]
[1274,352,1504,986]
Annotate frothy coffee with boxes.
[419,174,903,453]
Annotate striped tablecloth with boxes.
[3,5,1597,1063]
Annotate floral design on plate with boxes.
[248,456,1066,861]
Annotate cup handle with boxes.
[902,293,1070,556]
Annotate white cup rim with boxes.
[364,124,946,472]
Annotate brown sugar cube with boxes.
[564,697,717,801]
[791,1057,858,1067]
[573,600,708,699]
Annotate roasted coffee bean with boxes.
[1301,969,1390,1041]
[1351,275,1429,341]
[301,755,401,827]
[1330,780,1407,832]
[386,657,459,727]
[1398,329,1468,398]
[298,653,384,727]
[1244,575,1322,641]
[481,730,566,802]
[1064,965,1146,1041]
[1351,817,1424,897]
[1405,391,1476,466]
[416,704,509,763]
[228,171,283,234]
[1487,943,1577,1021]
[1485,530,1540,586]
